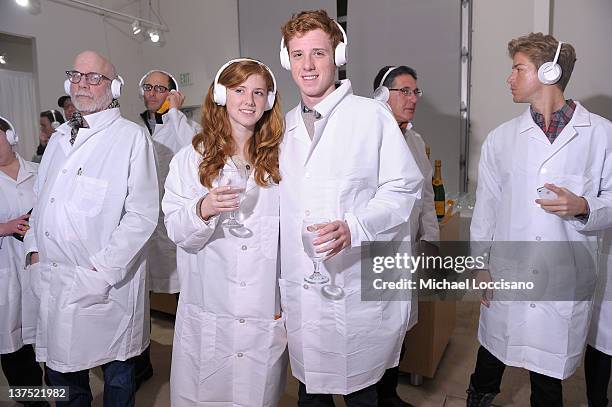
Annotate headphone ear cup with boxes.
[5,129,17,145]
[51,121,60,130]
[334,42,347,67]
[280,47,291,70]
[64,79,71,95]
[538,62,562,85]
[266,92,275,111]
[111,76,124,99]
[373,86,389,102]
[213,83,227,106]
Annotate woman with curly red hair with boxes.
[163,58,286,406]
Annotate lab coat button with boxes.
[52,263,57,267]
[241,245,247,251]
[535,236,542,241]
[62,169,67,174]
[303,284,309,289]
[530,303,536,308]
[18,192,23,196]
[45,231,50,237]
[50,198,55,203]
[240,281,246,287]
[305,210,311,216]
[237,352,244,357]
[532,269,538,274]
[239,318,245,323]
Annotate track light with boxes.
[15,0,29,7]
[131,20,142,35]
[0,55,6,65]
[148,29,160,43]
[15,0,40,14]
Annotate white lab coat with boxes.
[402,127,440,331]
[588,230,612,355]
[163,146,287,406]
[0,154,37,353]
[279,80,424,394]
[471,102,612,379]
[23,108,159,373]
[144,108,199,293]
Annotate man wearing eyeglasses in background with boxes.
[134,69,198,390]
[24,50,159,406]
[372,65,439,407]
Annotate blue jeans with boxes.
[45,357,136,407]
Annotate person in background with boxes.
[134,69,198,390]
[32,110,64,163]
[57,95,77,122]
[372,65,439,407]
[0,115,48,407]
[163,58,287,406]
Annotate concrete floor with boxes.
[1,301,605,406]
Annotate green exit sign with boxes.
[179,72,192,86]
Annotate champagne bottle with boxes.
[433,160,445,220]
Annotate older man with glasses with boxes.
[23,50,159,407]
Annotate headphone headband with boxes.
[214,58,277,94]
[379,66,398,89]
[552,41,563,65]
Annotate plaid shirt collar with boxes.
[530,99,576,144]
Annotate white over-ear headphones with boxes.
[538,41,563,85]
[49,109,62,130]
[64,75,125,99]
[213,58,277,111]
[373,66,399,102]
[138,69,179,96]
[279,20,348,70]
[0,115,18,145]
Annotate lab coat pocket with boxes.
[66,266,111,312]
[68,175,108,217]
[0,267,19,306]
[198,311,218,382]
[525,302,571,354]
[25,262,42,301]
[260,216,280,260]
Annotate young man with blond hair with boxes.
[468,33,612,407]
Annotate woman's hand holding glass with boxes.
[198,185,240,222]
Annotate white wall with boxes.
[0,0,239,154]
[347,0,462,196]
[469,0,612,191]
[468,0,534,191]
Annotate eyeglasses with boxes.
[142,83,169,94]
[389,87,424,98]
[65,70,111,86]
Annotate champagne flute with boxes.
[302,217,330,284]
[220,167,247,228]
